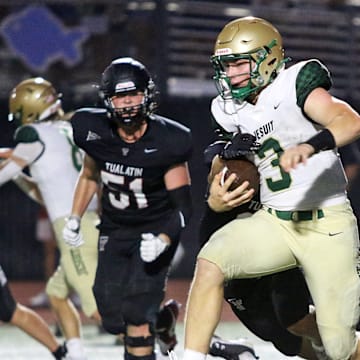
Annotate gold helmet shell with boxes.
[211,17,286,101]
[8,77,63,126]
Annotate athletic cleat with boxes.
[156,299,181,355]
[210,335,259,360]
[29,291,49,308]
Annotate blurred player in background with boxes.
[0,264,67,359]
[0,77,100,360]
[62,57,192,360]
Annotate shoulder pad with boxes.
[14,125,40,143]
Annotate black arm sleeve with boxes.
[162,185,192,240]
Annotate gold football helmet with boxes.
[8,77,63,126]
[211,17,287,101]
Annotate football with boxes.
[220,158,260,192]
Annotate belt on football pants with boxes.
[267,207,324,221]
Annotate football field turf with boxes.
[0,322,301,359]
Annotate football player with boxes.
[0,264,67,359]
[62,57,193,360]
[0,77,100,360]
[200,144,326,360]
[183,16,360,360]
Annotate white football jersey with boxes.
[20,120,97,221]
[211,60,347,210]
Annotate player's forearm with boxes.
[0,160,23,186]
[326,105,360,148]
[70,176,98,218]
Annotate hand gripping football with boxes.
[220,158,260,193]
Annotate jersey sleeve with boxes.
[71,107,107,153]
[295,60,332,109]
[14,125,40,144]
[70,109,88,150]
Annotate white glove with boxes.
[62,216,84,247]
[140,233,169,262]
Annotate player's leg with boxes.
[0,265,66,359]
[10,303,67,358]
[184,258,224,356]
[46,265,87,359]
[285,202,360,360]
[48,217,90,360]
[122,256,171,360]
[93,237,153,360]
[222,276,303,358]
[184,212,297,360]
[60,211,100,321]
[269,268,329,359]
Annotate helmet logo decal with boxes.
[115,81,135,92]
[215,48,232,56]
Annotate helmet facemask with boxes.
[105,89,154,131]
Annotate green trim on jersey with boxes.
[14,125,40,143]
[295,60,332,109]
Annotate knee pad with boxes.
[125,334,155,348]
[0,284,16,322]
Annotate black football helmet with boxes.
[99,57,156,128]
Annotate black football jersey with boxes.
[71,108,192,229]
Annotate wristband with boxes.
[303,129,336,153]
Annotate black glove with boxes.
[220,133,260,160]
[204,140,227,167]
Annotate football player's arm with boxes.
[70,153,100,218]
[63,153,99,247]
[158,162,192,244]
[280,90,360,172]
[140,162,192,262]
[0,142,43,186]
[304,88,360,148]
[280,61,360,171]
